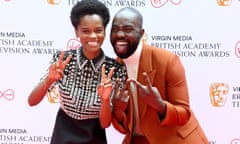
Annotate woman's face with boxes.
[75,14,105,59]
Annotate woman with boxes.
[27,0,127,143]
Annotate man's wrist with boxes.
[113,108,123,121]
[158,102,166,121]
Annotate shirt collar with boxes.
[78,47,105,72]
[123,39,142,65]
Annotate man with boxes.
[110,7,209,144]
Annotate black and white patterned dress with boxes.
[41,48,127,144]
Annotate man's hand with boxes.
[112,79,130,120]
[129,72,166,115]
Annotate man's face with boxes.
[110,12,143,59]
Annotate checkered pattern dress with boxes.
[48,48,127,120]
[41,48,127,144]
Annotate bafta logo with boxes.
[210,82,229,107]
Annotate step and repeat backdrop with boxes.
[0,0,240,144]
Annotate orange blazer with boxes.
[112,44,209,144]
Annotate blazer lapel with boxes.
[138,44,157,120]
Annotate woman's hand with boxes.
[48,51,72,82]
[97,64,114,101]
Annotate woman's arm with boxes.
[28,51,72,106]
[98,65,114,128]
[28,75,54,106]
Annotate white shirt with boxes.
[123,40,143,135]
[123,40,142,79]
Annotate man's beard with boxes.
[113,41,139,59]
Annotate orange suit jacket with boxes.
[112,44,209,144]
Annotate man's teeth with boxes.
[116,41,127,45]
